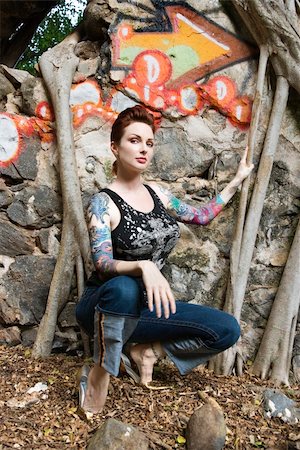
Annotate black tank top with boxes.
[87,185,180,286]
[105,184,180,267]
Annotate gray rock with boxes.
[0,136,39,181]
[150,125,213,180]
[0,73,15,100]
[0,189,13,208]
[21,77,51,117]
[186,396,226,450]
[36,228,51,253]
[36,227,60,255]
[0,326,21,345]
[241,288,276,329]
[263,389,300,424]
[58,302,77,328]
[0,255,56,325]
[292,355,300,383]
[21,327,38,347]
[292,334,300,381]
[7,185,62,228]
[0,65,33,87]
[53,328,78,352]
[0,219,35,256]
[77,58,100,78]
[75,41,102,60]
[87,418,149,450]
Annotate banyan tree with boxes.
[0,0,299,385]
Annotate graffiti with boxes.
[1,3,257,167]
[111,5,257,88]
[0,112,55,167]
[109,3,256,124]
[70,80,118,127]
[35,101,54,122]
[200,76,252,127]
[0,73,252,167]
[0,114,21,166]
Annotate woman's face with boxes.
[111,121,154,173]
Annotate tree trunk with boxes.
[231,0,300,96]
[32,214,75,357]
[213,75,289,374]
[32,27,92,358]
[251,218,300,384]
[212,0,299,377]
[38,29,91,273]
[211,44,269,375]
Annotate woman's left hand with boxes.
[234,146,254,184]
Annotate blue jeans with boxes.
[76,276,240,376]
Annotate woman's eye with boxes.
[147,142,154,147]
[130,139,138,143]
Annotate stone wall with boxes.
[0,0,299,368]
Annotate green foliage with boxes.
[17,0,86,75]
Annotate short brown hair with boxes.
[111,105,155,145]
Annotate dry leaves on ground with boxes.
[0,345,299,449]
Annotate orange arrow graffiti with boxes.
[111,5,257,89]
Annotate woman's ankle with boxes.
[83,365,110,413]
[151,342,166,359]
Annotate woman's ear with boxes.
[111,141,118,158]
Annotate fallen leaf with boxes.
[176,435,186,444]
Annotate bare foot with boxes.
[129,342,165,384]
[83,365,110,414]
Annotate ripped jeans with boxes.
[75,275,240,376]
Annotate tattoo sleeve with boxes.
[87,193,118,277]
[158,186,225,225]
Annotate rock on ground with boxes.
[87,418,149,450]
[186,394,226,450]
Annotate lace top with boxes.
[102,184,180,270]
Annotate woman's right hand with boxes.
[138,260,176,319]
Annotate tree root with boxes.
[211,45,269,375]
[252,218,300,384]
[76,253,91,357]
[33,26,93,357]
[38,27,91,273]
[232,0,300,95]
[32,215,75,357]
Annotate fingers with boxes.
[167,286,176,315]
[146,285,176,319]
[146,288,154,313]
[142,263,176,319]
[153,287,162,319]
[241,145,248,163]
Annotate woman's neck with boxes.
[111,171,144,193]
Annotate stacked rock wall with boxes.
[0,0,299,367]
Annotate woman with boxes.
[76,105,254,415]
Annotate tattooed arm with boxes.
[151,147,254,225]
[87,192,118,278]
[88,192,176,318]
[88,192,147,278]
[154,187,225,225]
[88,192,149,277]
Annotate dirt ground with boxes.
[0,344,299,450]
